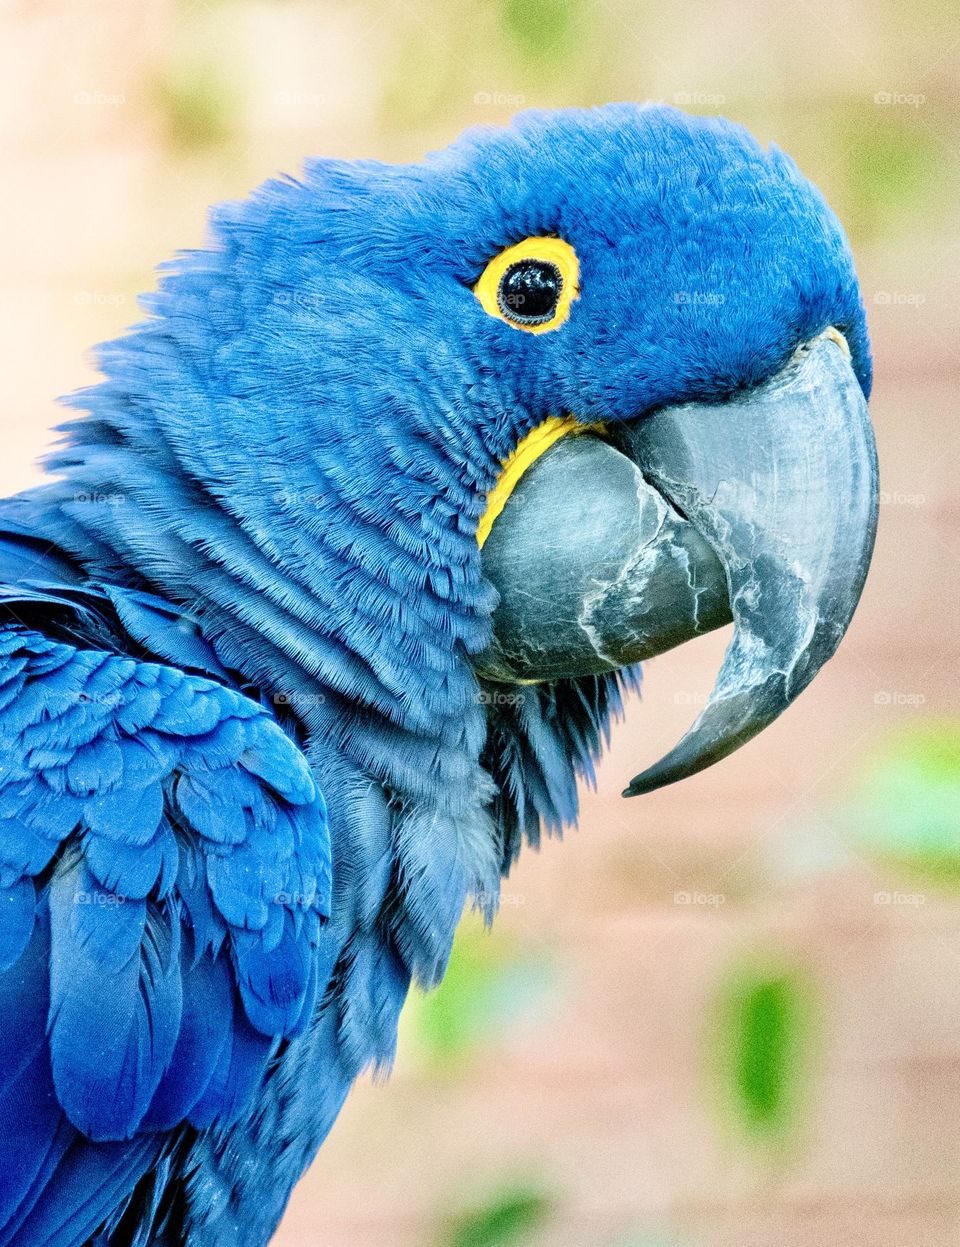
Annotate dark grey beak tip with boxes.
[619,332,878,795]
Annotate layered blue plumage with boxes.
[0,590,332,1236]
[0,103,869,1245]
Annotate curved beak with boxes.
[477,330,879,796]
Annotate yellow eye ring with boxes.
[473,236,580,334]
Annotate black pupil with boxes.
[497,260,562,324]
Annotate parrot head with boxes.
[57,103,877,803]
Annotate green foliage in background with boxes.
[375,0,604,141]
[435,1184,683,1247]
[498,0,580,60]
[155,1,243,153]
[438,1184,553,1247]
[154,60,239,153]
[142,0,955,254]
[835,108,947,242]
[378,25,462,134]
[846,721,960,884]
[373,0,955,247]
[709,959,816,1142]
[404,912,557,1071]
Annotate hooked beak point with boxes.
[475,328,879,796]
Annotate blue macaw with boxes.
[0,104,877,1245]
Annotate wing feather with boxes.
[0,624,332,1242]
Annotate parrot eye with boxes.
[498,260,561,324]
[473,236,579,334]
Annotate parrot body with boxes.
[0,104,874,1245]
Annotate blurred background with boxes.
[1,1,958,1244]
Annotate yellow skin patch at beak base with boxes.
[477,416,590,549]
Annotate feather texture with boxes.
[0,618,331,1243]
